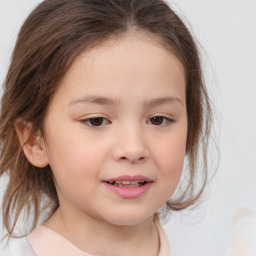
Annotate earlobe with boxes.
[15,118,49,168]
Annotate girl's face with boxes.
[43,34,187,226]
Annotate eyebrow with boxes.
[69,96,116,106]
[144,97,184,107]
[69,95,184,107]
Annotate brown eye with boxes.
[148,116,174,126]
[81,116,110,127]
[89,117,104,126]
[150,116,164,125]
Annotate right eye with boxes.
[81,117,110,127]
[147,116,174,126]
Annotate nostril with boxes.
[138,156,146,161]
[118,156,146,163]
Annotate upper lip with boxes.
[104,175,152,182]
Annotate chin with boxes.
[104,208,154,226]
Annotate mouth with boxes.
[103,175,153,199]
[104,175,153,187]
[105,180,149,187]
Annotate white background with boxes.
[0,0,256,255]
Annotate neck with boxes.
[44,207,160,256]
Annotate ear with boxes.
[15,118,49,168]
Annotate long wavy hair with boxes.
[0,0,212,238]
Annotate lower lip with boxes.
[103,182,152,199]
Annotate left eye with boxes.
[147,116,173,126]
[82,117,109,127]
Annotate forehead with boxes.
[51,32,186,104]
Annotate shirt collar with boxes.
[27,216,170,256]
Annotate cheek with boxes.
[48,143,101,208]
[148,142,186,206]
[46,130,114,200]
[157,148,185,194]
[154,133,187,177]
[44,136,97,190]
[151,132,187,204]
[45,120,108,169]
[48,143,103,180]
[154,142,186,203]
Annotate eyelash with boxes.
[147,116,174,126]
[81,116,174,127]
[81,117,110,127]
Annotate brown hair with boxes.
[0,0,212,237]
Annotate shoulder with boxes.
[1,237,36,256]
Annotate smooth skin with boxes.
[16,32,187,256]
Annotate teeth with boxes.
[121,181,131,185]
[107,180,147,186]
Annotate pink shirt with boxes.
[26,217,170,256]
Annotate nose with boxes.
[112,126,149,164]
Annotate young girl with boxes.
[0,0,212,255]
